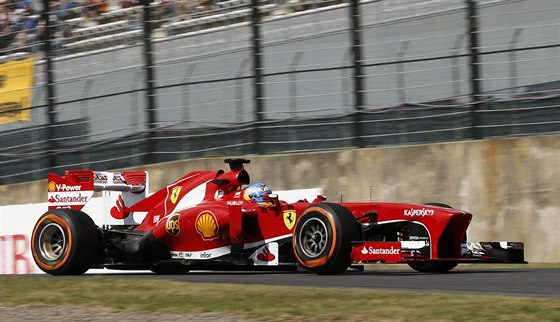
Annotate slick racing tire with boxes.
[31,209,100,275]
[151,263,190,274]
[423,202,453,209]
[408,261,458,273]
[407,202,461,273]
[293,203,360,275]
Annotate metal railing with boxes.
[0,0,558,184]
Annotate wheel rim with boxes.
[38,222,66,261]
[299,217,328,258]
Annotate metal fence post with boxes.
[251,0,264,155]
[509,28,523,135]
[235,59,250,124]
[142,0,157,163]
[349,0,365,148]
[466,0,482,139]
[42,0,57,171]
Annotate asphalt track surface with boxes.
[78,267,560,298]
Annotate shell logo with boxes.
[48,181,56,192]
[195,211,219,241]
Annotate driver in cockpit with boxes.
[243,183,274,206]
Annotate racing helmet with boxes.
[243,183,272,203]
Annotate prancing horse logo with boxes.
[170,186,182,204]
[283,210,296,230]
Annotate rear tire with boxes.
[293,203,360,275]
[31,209,100,275]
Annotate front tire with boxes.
[31,209,100,275]
[151,263,190,274]
[293,203,360,275]
[408,261,458,273]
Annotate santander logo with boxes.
[256,246,276,262]
[361,245,401,255]
[110,195,128,219]
[48,194,88,204]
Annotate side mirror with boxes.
[312,195,327,203]
[262,194,280,206]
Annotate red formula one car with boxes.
[31,159,525,275]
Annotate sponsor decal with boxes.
[214,190,225,199]
[171,246,231,260]
[48,193,89,204]
[110,195,127,219]
[352,242,402,263]
[404,208,434,217]
[256,246,276,262]
[250,243,279,266]
[227,200,243,206]
[48,182,82,192]
[0,234,33,274]
[153,215,160,223]
[234,191,242,198]
[195,211,219,241]
[0,57,34,125]
[361,245,401,255]
[401,240,430,250]
[170,186,182,204]
[283,210,296,230]
[174,252,193,259]
[94,173,125,182]
[166,213,180,236]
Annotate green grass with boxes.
[1,276,559,321]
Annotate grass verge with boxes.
[1,276,559,321]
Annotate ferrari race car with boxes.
[31,159,525,275]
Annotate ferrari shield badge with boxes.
[170,186,182,204]
[283,210,296,230]
[166,213,180,236]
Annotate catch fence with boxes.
[0,0,558,184]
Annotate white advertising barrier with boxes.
[0,188,323,274]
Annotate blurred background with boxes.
[0,0,558,185]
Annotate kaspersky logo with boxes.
[404,208,434,217]
[48,181,82,192]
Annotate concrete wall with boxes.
[1,134,558,262]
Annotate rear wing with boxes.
[48,170,148,212]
